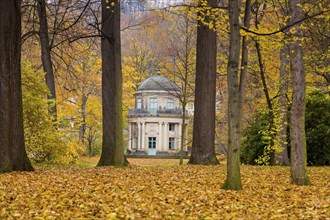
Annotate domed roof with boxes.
[137,76,180,92]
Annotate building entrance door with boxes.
[148,137,156,155]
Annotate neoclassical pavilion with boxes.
[127,75,188,156]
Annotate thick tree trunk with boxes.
[275,45,290,166]
[97,0,125,167]
[289,0,310,185]
[188,0,219,165]
[37,0,57,122]
[222,0,245,190]
[0,0,34,172]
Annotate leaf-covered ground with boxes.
[0,158,329,219]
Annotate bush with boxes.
[241,90,330,166]
[22,62,81,164]
[240,110,269,165]
[305,90,330,165]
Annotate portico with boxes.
[128,118,187,155]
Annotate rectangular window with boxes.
[133,138,138,149]
[167,98,174,110]
[148,137,156,149]
[169,123,175,131]
[169,137,175,149]
[137,99,142,109]
[150,98,157,109]
[149,98,157,114]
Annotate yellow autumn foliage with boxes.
[0,159,329,219]
[22,62,81,164]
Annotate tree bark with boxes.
[37,0,57,122]
[288,0,310,185]
[179,102,187,165]
[222,0,247,190]
[275,45,290,166]
[97,0,125,167]
[79,95,88,145]
[239,0,251,98]
[188,0,219,165]
[0,0,34,172]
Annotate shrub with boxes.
[240,110,269,165]
[305,90,330,165]
[22,62,80,164]
[241,90,330,166]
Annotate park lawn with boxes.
[0,158,329,219]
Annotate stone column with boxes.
[164,122,168,150]
[137,122,141,150]
[159,122,162,151]
[141,122,146,151]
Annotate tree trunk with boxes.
[37,0,57,122]
[222,0,246,190]
[97,0,125,167]
[252,2,276,165]
[255,40,276,165]
[275,45,290,166]
[179,102,187,165]
[87,131,93,157]
[239,0,251,98]
[0,0,34,173]
[188,0,219,165]
[79,95,88,145]
[288,0,310,185]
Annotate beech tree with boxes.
[97,0,125,167]
[22,0,96,122]
[288,0,310,185]
[188,0,219,165]
[222,0,249,190]
[37,0,57,121]
[0,0,34,172]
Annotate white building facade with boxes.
[127,75,188,156]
